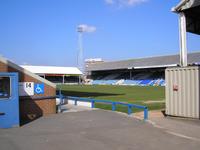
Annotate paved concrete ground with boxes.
[0,109,200,150]
[0,105,200,150]
[134,109,200,141]
[61,103,97,113]
[150,116,200,141]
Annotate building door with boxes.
[0,72,19,128]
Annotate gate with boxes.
[0,72,19,128]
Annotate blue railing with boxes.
[57,92,148,120]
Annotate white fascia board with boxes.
[134,64,178,69]
[21,65,83,75]
[0,56,56,88]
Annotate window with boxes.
[0,77,11,99]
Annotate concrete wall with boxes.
[0,61,56,124]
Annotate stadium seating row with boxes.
[92,80,118,85]
[94,72,165,81]
[90,79,165,86]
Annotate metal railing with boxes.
[57,92,148,120]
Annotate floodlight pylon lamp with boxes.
[77,26,84,73]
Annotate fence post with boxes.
[58,90,62,113]
[91,100,95,108]
[112,102,116,111]
[74,98,78,106]
[58,89,61,96]
[144,108,148,120]
[128,105,132,115]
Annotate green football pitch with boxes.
[58,85,165,113]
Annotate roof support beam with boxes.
[62,75,65,84]
[179,12,188,67]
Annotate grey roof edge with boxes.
[0,56,56,88]
[90,51,200,65]
[87,51,200,71]
[171,0,189,12]
[172,0,200,12]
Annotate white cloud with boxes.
[105,0,114,4]
[77,24,96,33]
[105,0,148,7]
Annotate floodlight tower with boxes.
[77,26,84,73]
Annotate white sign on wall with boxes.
[19,82,34,96]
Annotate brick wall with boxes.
[0,61,56,124]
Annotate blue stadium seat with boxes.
[91,79,165,86]
[139,80,151,86]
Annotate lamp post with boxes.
[77,26,85,84]
[77,26,84,73]
[77,24,96,84]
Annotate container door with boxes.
[0,72,19,128]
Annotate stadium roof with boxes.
[86,52,200,71]
[21,65,82,75]
[172,0,200,35]
[0,56,56,88]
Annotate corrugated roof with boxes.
[172,0,200,35]
[87,52,200,71]
[0,56,56,88]
[21,65,82,75]
[172,0,200,12]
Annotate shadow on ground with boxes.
[1,110,200,150]
[60,90,124,98]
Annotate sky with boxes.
[0,0,200,67]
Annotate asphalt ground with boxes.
[0,109,200,150]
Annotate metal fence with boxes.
[57,92,148,120]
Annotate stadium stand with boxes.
[90,79,165,86]
[101,73,122,80]
[91,80,118,85]
[21,65,82,84]
[86,52,200,86]
[123,80,141,85]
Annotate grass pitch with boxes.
[58,85,165,113]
